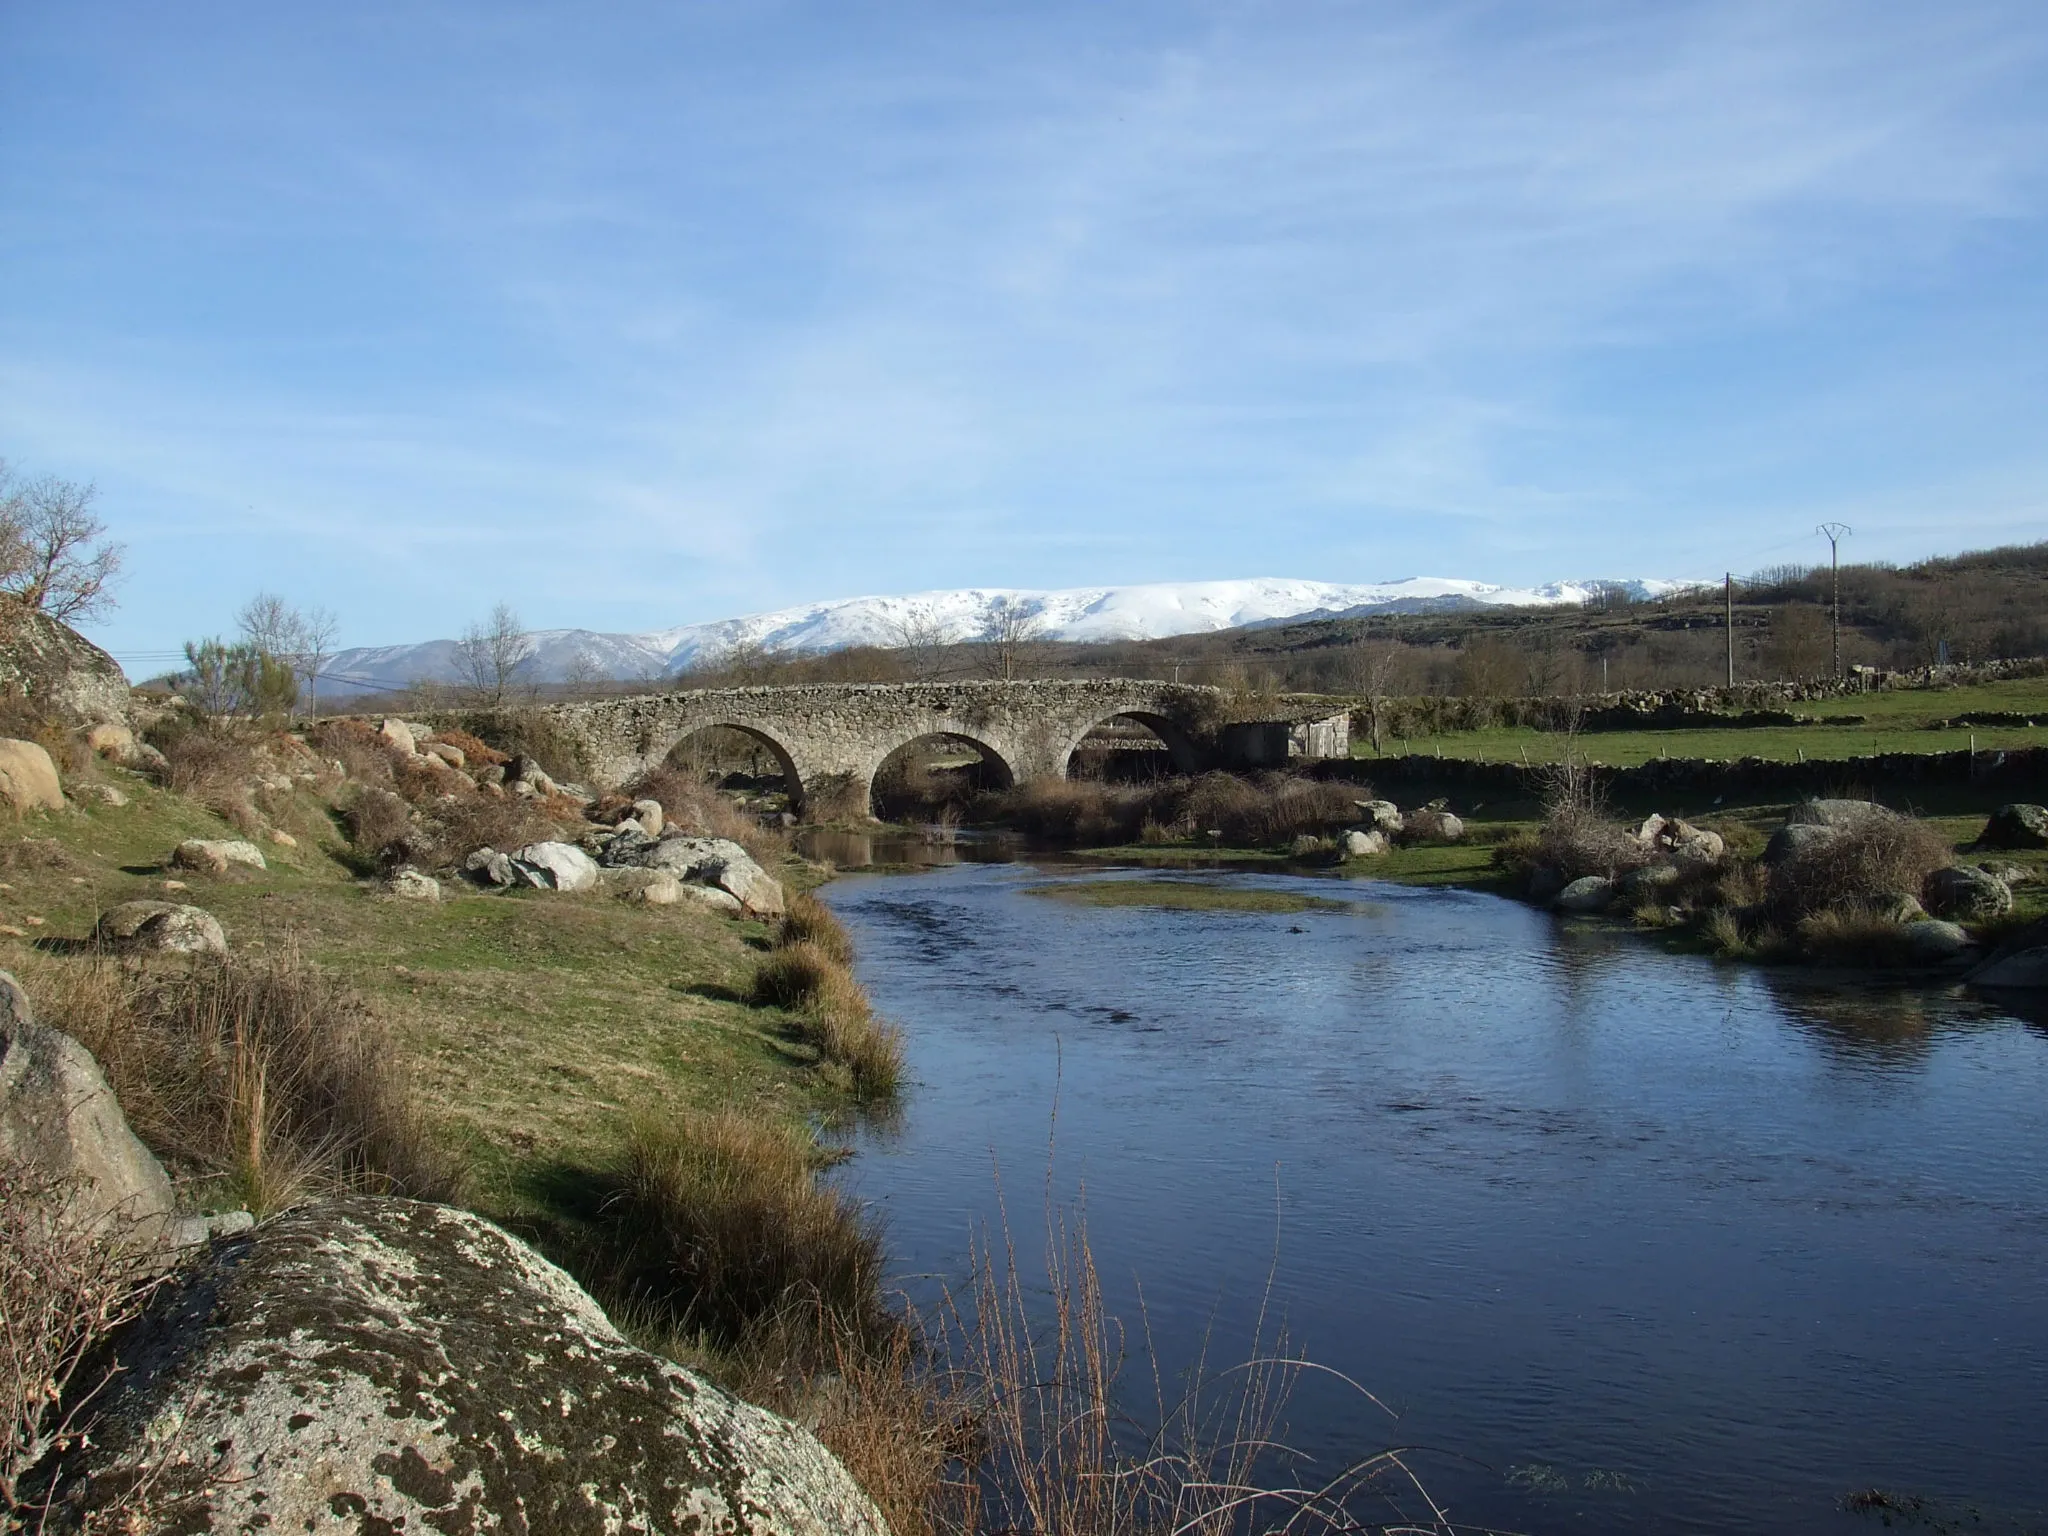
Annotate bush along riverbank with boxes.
[1489,784,2048,976]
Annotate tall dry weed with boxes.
[20,951,459,1212]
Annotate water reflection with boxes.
[823,861,2048,1536]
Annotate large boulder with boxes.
[1970,919,2048,988]
[0,607,132,726]
[1898,919,1974,965]
[378,717,418,754]
[609,835,786,918]
[0,971,174,1235]
[463,847,517,888]
[96,901,228,955]
[1615,863,1684,904]
[1554,875,1616,913]
[57,1198,891,1536]
[171,838,267,875]
[1784,798,1894,830]
[0,737,64,812]
[509,839,600,893]
[1637,814,1724,863]
[1340,828,1389,859]
[633,798,667,837]
[1977,803,2048,850]
[1923,865,2013,922]
[83,721,136,761]
[1352,799,1404,834]
[383,867,442,902]
[1763,822,1839,867]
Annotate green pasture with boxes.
[1356,677,2048,767]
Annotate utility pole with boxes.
[1817,523,1851,677]
[1724,572,1735,688]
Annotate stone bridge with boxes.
[543,680,1346,808]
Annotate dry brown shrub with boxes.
[0,1160,168,1524]
[147,725,263,832]
[22,952,460,1214]
[1531,804,1650,882]
[341,788,421,872]
[1768,814,1955,922]
[420,795,560,868]
[305,718,402,788]
[426,727,506,767]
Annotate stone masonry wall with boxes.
[550,680,1234,803]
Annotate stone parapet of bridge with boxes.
[543,679,1262,807]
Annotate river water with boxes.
[818,848,2048,1535]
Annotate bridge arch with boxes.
[868,730,1017,819]
[665,722,806,809]
[1059,710,1202,780]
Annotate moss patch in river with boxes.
[1026,879,1357,913]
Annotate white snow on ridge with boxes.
[317,575,1694,695]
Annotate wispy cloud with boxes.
[2,0,2043,650]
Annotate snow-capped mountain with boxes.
[316,575,1693,696]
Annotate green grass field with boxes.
[0,765,847,1228]
[1356,677,2048,767]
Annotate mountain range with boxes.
[316,575,1693,696]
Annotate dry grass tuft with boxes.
[779,892,854,965]
[601,1112,890,1367]
[751,942,902,1099]
[21,951,461,1214]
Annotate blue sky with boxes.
[3,1,2045,666]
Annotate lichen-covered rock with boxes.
[1784,798,1895,829]
[83,721,137,763]
[171,837,267,875]
[0,608,132,726]
[1898,919,1974,964]
[96,900,228,955]
[603,866,685,904]
[1762,821,1838,867]
[609,835,785,917]
[379,717,418,754]
[384,867,442,901]
[1554,875,1615,913]
[1638,814,1724,863]
[0,970,174,1235]
[1614,862,1683,903]
[1352,799,1403,834]
[1923,864,2012,922]
[0,737,64,812]
[1977,803,2048,850]
[59,1198,892,1536]
[1339,828,1388,858]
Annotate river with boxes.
[815,844,2048,1535]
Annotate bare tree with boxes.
[235,594,341,718]
[885,601,954,682]
[454,602,533,705]
[1342,640,1407,755]
[0,463,125,623]
[974,595,1046,682]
